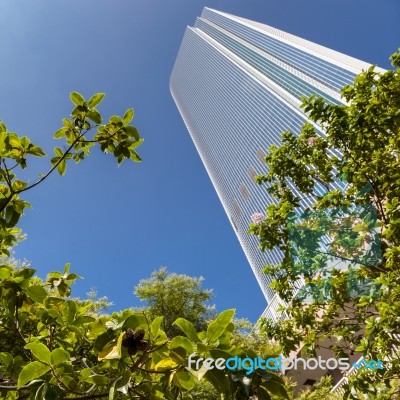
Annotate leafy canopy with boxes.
[250,50,400,398]
[0,92,288,399]
[134,267,215,338]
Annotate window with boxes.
[232,199,242,217]
[230,216,238,232]
[247,165,257,182]
[257,148,266,164]
[239,183,250,200]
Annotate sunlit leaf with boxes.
[70,92,85,106]
[25,342,51,365]
[18,362,51,387]
[88,93,105,108]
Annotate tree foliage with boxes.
[0,262,288,400]
[250,50,400,397]
[0,92,143,258]
[134,267,214,338]
[291,376,334,400]
[0,93,288,399]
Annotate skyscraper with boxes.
[170,8,384,318]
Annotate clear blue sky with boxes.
[0,0,398,322]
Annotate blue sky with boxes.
[0,0,398,322]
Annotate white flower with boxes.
[251,213,265,224]
[308,137,317,147]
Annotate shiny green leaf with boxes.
[98,332,124,360]
[87,110,102,124]
[26,285,47,303]
[70,92,85,106]
[28,145,46,156]
[206,309,235,343]
[173,318,200,342]
[18,362,51,387]
[174,371,195,391]
[50,348,69,366]
[25,342,51,365]
[124,125,140,141]
[154,358,178,371]
[88,93,105,108]
[57,160,66,176]
[122,108,134,125]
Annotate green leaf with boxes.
[70,92,85,106]
[98,332,124,361]
[188,362,209,381]
[0,266,12,279]
[169,349,186,364]
[5,207,21,227]
[50,348,69,366]
[109,383,116,400]
[18,361,51,387]
[263,380,289,399]
[169,336,194,355]
[197,342,213,353]
[51,156,60,167]
[206,309,235,343]
[0,352,13,367]
[129,138,143,151]
[154,358,178,371]
[150,390,164,400]
[0,120,6,132]
[72,316,96,326]
[84,374,110,385]
[34,382,46,400]
[12,180,27,191]
[173,318,200,342]
[7,133,22,148]
[54,147,63,157]
[88,93,105,108]
[116,370,131,395]
[123,313,147,330]
[98,343,119,362]
[151,316,163,338]
[169,336,194,363]
[122,108,134,125]
[57,160,66,176]
[109,116,122,125]
[14,267,36,281]
[28,144,46,156]
[204,368,231,396]
[53,128,67,139]
[124,125,140,141]
[174,370,195,391]
[87,110,102,124]
[25,342,51,364]
[26,285,48,303]
[257,386,272,400]
[63,263,70,274]
[129,149,142,162]
[63,300,76,324]
[63,118,73,128]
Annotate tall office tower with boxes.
[170,8,384,318]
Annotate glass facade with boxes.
[170,8,381,314]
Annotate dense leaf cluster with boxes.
[0,93,288,399]
[0,262,287,399]
[134,267,215,338]
[250,50,400,397]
